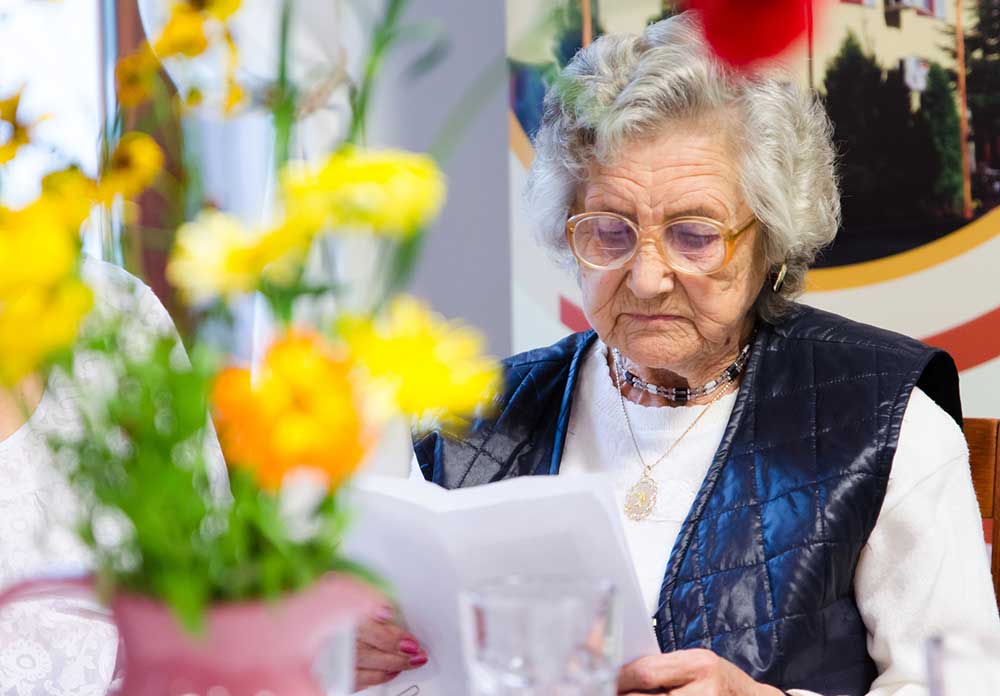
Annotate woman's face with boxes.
[576,121,764,377]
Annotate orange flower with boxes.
[211,332,369,492]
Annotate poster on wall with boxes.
[506,0,1000,416]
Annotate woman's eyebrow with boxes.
[661,205,727,221]
[579,201,635,217]
[583,205,728,222]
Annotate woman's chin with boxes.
[617,339,698,373]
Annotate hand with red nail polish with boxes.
[353,604,428,692]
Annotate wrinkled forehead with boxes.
[574,117,748,222]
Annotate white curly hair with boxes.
[525,12,840,322]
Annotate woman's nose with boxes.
[626,242,675,299]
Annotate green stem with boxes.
[273,0,296,171]
[372,230,424,315]
[347,0,409,145]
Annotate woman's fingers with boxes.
[355,641,416,672]
[352,608,429,693]
[617,651,710,692]
[618,649,781,696]
[357,615,410,653]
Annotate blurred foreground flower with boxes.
[0,89,40,165]
[212,331,368,492]
[116,50,159,107]
[167,210,310,305]
[154,4,210,59]
[0,203,79,295]
[687,0,813,68]
[97,132,164,204]
[118,0,244,116]
[283,149,446,238]
[340,296,500,430]
[0,198,92,386]
[0,279,92,386]
[177,0,242,22]
[41,167,99,229]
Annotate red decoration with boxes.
[685,0,815,68]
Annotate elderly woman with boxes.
[353,13,999,696]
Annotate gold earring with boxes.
[772,263,787,293]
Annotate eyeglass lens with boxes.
[572,215,726,273]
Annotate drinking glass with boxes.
[459,575,621,696]
[927,632,1000,695]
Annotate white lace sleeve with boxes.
[0,258,226,694]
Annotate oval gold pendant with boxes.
[624,475,658,521]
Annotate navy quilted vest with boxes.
[414,305,962,695]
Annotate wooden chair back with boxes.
[964,418,1000,603]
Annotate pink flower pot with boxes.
[0,573,378,696]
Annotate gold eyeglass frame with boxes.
[566,211,756,275]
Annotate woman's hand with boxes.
[617,649,784,695]
[353,604,428,691]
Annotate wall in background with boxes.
[368,0,513,357]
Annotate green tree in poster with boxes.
[920,63,964,214]
[877,67,936,219]
[966,0,1000,165]
[822,33,886,222]
[553,1,605,68]
[823,33,937,227]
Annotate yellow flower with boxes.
[97,132,163,204]
[0,197,91,385]
[184,87,204,109]
[340,296,500,429]
[0,278,92,387]
[218,29,245,115]
[0,91,20,124]
[283,149,446,238]
[167,210,310,305]
[212,331,368,492]
[41,167,98,230]
[116,49,159,108]
[280,164,336,234]
[183,0,241,21]
[222,79,245,115]
[245,218,312,285]
[154,5,209,59]
[167,211,260,304]
[0,201,80,298]
[0,89,36,165]
[0,124,30,165]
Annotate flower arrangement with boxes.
[0,0,499,637]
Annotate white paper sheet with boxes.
[343,473,660,696]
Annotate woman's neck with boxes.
[0,373,44,440]
[606,320,754,407]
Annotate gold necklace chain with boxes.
[613,356,737,521]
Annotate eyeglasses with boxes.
[566,211,755,275]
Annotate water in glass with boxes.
[460,576,621,696]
